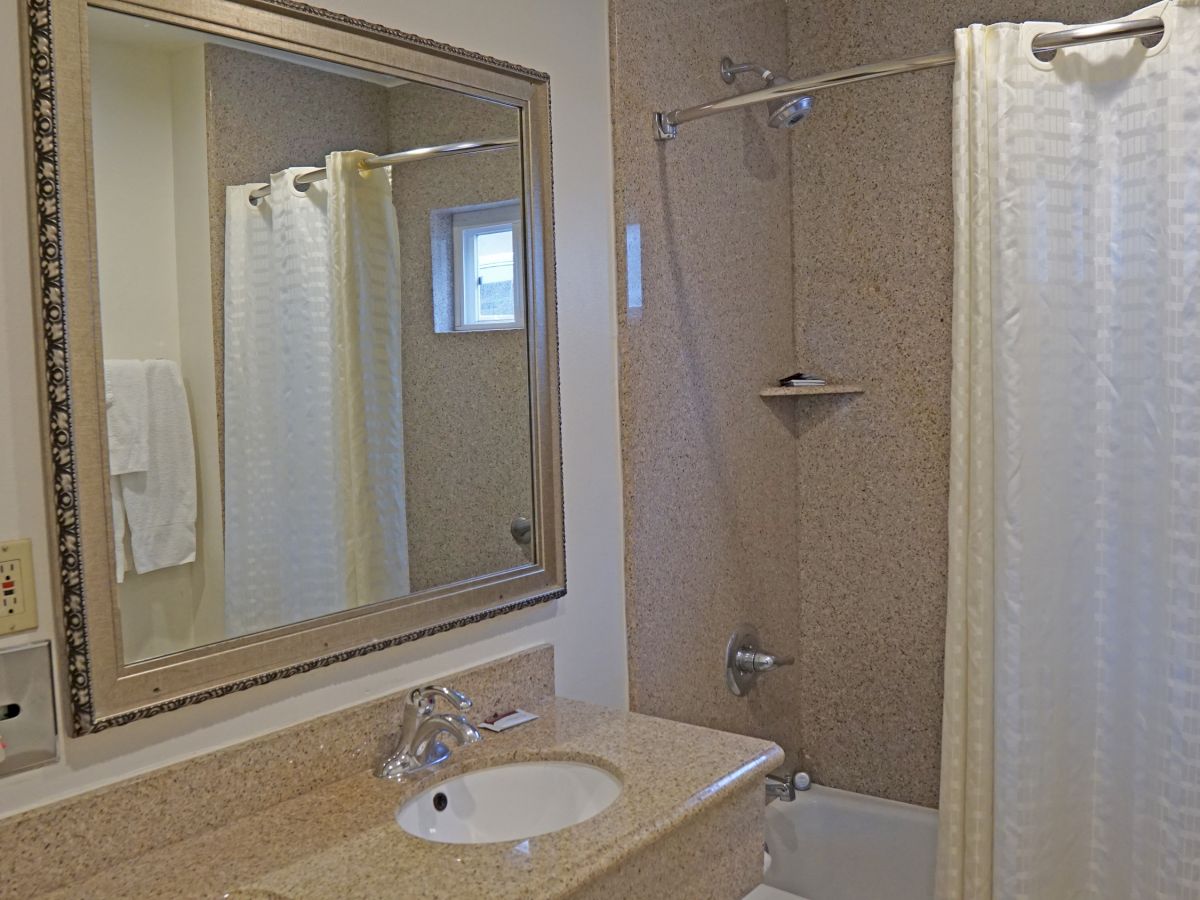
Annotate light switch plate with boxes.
[0,539,37,635]
[0,641,58,777]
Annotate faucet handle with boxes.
[734,649,794,673]
[725,625,795,696]
[410,684,473,711]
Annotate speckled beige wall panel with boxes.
[387,84,533,591]
[0,646,554,898]
[611,0,803,761]
[204,44,390,475]
[784,0,1133,806]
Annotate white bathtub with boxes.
[744,784,938,900]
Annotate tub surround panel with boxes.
[611,0,804,765]
[783,0,1135,807]
[611,0,1136,809]
[7,682,780,898]
[0,646,554,898]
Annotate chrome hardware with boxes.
[765,770,812,802]
[654,16,1165,140]
[510,515,533,546]
[734,647,795,673]
[247,138,519,202]
[376,684,481,782]
[766,772,796,802]
[653,111,678,141]
[1031,16,1164,61]
[720,57,777,85]
[725,625,794,696]
[717,57,814,131]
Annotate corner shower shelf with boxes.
[759,384,864,398]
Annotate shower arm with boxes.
[653,16,1165,140]
[720,57,777,85]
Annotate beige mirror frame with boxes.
[21,0,564,735]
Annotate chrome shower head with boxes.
[767,94,814,129]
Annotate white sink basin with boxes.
[395,760,622,844]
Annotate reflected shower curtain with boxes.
[937,2,1200,897]
[224,151,409,637]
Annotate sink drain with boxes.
[433,792,448,812]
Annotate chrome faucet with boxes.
[765,770,811,802]
[765,772,795,802]
[376,684,482,782]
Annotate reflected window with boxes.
[451,202,524,331]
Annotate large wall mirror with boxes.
[23,0,562,733]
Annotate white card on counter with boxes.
[479,709,539,732]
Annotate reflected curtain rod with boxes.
[653,16,1165,140]
[246,138,518,201]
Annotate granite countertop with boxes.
[41,698,781,900]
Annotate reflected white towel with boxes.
[104,360,149,475]
[104,359,150,582]
[119,360,197,575]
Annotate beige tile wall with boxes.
[610,0,805,765]
[615,0,1135,808]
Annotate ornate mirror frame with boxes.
[21,0,564,734]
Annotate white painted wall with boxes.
[169,46,227,650]
[0,0,625,818]
[90,42,184,364]
[90,38,225,662]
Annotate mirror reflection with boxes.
[88,9,533,664]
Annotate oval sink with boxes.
[396,760,622,844]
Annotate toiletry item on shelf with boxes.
[479,709,540,732]
[779,371,827,387]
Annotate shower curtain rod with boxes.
[653,16,1165,139]
[246,137,518,201]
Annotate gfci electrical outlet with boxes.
[0,539,37,636]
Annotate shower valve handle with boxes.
[725,625,794,696]
[734,648,794,674]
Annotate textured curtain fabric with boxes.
[224,152,409,637]
[326,151,411,611]
[935,22,997,900]
[937,2,1200,897]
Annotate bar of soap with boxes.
[478,709,539,732]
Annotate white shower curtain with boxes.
[224,150,409,637]
[937,2,1200,897]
